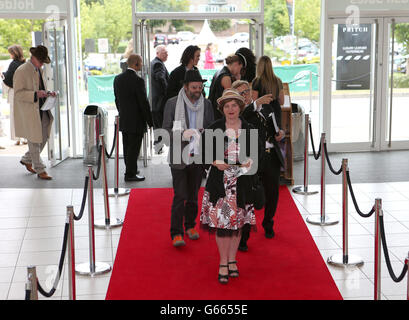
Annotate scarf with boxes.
[172,87,204,132]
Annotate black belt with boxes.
[265,147,274,153]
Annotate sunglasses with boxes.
[239,89,250,96]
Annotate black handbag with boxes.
[252,174,265,210]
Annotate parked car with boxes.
[227,32,249,43]
[177,31,195,41]
[168,34,179,45]
[154,34,168,47]
[83,56,104,71]
[393,55,408,73]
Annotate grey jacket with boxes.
[162,95,214,169]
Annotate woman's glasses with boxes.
[239,89,250,96]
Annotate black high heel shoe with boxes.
[228,261,239,278]
[218,265,229,284]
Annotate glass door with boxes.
[325,17,409,152]
[326,18,378,151]
[381,17,409,150]
[43,21,71,164]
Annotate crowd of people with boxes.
[2,41,286,284]
[113,44,286,284]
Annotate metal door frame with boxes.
[323,17,409,152]
[43,19,71,166]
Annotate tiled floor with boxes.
[1,181,409,300]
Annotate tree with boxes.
[294,0,320,43]
[80,0,131,54]
[395,23,409,75]
[209,19,231,32]
[0,19,43,56]
[264,0,290,42]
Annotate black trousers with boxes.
[241,150,281,245]
[122,131,144,178]
[170,164,203,239]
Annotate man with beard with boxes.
[162,70,214,247]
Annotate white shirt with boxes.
[252,101,275,149]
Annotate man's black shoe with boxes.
[238,243,248,252]
[265,229,275,239]
[125,175,145,182]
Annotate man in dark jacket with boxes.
[150,45,169,154]
[162,70,214,247]
[114,54,153,182]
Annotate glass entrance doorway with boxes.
[43,20,71,164]
[325,17,409,151]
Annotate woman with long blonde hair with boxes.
[252,55,284,105]
[1,44,26,145]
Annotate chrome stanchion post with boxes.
[27,266,38,300]
[95,134,123,229]
[108,116,130,197]
[306,133,338,226]
[327,159,363,267]
[374,198,382,300]
[405,252,409,300]
[292,114,318,195]
[67,206,76,300]
[76,166,111,276]
[143,132,148,167]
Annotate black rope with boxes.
[73,175,89,221]
[323,142,342,175]
[308,122,321,160]
[92,145,103,181]
[346,171,375,218]
[37,222,69,298]
[379,215,408,282]
[104,123,117,159]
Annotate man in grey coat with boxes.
[162,69,214,247]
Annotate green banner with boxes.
[88,75,116,104]
[274,64,319,92]
[199,69,217,97]
[87,64,319,106]
[200,64,319,94]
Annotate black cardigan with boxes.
[2,59,24,88]
[201,117,264,209]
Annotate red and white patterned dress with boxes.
[200,138,256,236]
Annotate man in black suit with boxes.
[150,45,169,154]
[114,54,153,182]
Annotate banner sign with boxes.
[336,24,371,90]
[88,75,116,104]
[274,64,319,92]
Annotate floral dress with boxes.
[200,136,256,236]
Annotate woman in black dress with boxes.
[200,89,263,284]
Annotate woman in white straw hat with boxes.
[200,88,263,284]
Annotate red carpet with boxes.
[106,186,342,300]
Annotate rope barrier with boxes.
[73,176,89,221]
[36,221,70,298]
[104,123,117,159]
[285,70,370,84]
[379,215,408,283]
[92,145,103,181]
[345,171,375,218]
[323,142,342,175]
[308,122,321,160]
